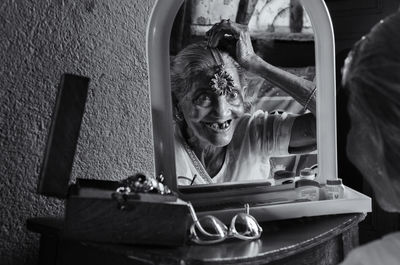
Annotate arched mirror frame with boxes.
[146,0,372,221]
[147,0,336,187]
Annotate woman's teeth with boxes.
[205,120,232,131]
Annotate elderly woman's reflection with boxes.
[172,21,316,185]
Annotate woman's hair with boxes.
[343,11,400,210]
[170,41,249,110]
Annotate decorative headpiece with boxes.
[209,48,235,96]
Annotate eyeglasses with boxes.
[187,202,263,245]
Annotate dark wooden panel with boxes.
[38,74,90,198]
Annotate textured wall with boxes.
[0,0,155,264]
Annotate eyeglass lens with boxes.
[188,202,262,244]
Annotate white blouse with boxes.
[175,110,297,185]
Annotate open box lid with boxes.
[38,74,90,198]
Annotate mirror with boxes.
[147,0,371,222]
[169,0,318,188]
[147,0,337,206]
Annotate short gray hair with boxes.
[170,41,248,106]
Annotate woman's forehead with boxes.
[191,66,241,88]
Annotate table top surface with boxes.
[28,213,366,264]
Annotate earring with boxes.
[175,111,184,122]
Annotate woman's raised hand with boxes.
[206,19,258,70]
[206,20,316,115]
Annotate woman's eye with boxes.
[194,94,212,106]
[227,91,241,103]
[229,91,238,99]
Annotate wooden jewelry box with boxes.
[37,74,190,246]
[63,179,190,246]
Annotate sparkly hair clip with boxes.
[208,48,235,96]
[209,65,235,96]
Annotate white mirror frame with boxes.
[146,0,371,221]
[147,0,336,187]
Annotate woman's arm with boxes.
[207,20,317,152]
[245,56,316,115]
[289,113,316,153]
[206,20,316,115]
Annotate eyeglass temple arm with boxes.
[187,202,223,238]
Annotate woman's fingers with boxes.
[206,24,228,48]
[205,20,256,69]
[208,28,226,48]
[206,19,244,48]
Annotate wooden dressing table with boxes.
[27,213,366,265]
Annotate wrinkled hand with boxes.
[206,19,257,70]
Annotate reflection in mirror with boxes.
[170,0,317,187]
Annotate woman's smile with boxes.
[202,119,233,132]
[194,115,238,147]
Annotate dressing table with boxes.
[30,1,370,264]
[28,213,365,265]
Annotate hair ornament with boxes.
[210,65,235,96]
[208,48,235,96]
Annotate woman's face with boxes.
[178,66,245,147]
